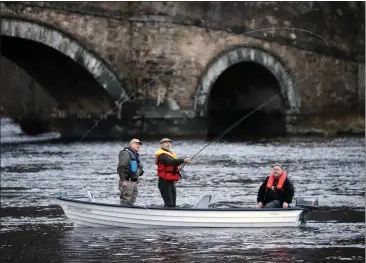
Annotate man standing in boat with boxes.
[256,164,294,208]
[155,138,192,207]
[117,138,144,205]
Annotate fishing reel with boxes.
[178,166,187,178]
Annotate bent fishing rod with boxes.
[79,27,328,143]
[182,37,330,168]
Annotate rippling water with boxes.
[1,118,365,262]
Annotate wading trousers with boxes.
[119,180,138,205]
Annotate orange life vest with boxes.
[266,172,287,190]
[154,148,180,181]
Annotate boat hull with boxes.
[57,197,307,228]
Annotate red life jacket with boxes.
[266,172,287,190]
[154,148,180,181]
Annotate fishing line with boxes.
[79,57,191,142]
[181,29,330,170]
[78,27,328,143]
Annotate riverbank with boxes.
[1,114,364,141]
[288,115,365,136]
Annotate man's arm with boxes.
[257,178,268,203]
[158,154,185,166]
[117,151,131,180]
[284,179,294,204]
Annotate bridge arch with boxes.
[194,46,301,137]
[1,17,127,102]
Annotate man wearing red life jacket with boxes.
[256,164,294,208]
[154,138,192,207]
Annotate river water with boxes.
[1,117,365,262]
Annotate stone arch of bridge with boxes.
[1,17,127,104]
[194,46,300,117]
[194,46,301,137]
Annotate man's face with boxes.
[130,142,142,152]
[161,141,171,150]
[272,166,283,178]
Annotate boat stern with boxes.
[294,196,320,225]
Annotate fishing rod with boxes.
[79,27,329,144]
[78,57,191,142]
[181,34,330,170]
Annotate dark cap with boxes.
[272,163,284,169]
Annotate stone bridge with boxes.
[0,1,364,138]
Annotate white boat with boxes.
[56,191,319,228]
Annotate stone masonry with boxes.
[0,1,364,137]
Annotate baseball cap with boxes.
[130,138,143,145]
[160,138,172,144]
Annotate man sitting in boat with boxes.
[154,138,192,207]
[256,164,294,208]
[117,138,144,205]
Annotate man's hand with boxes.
[257,202,263,208]
[137,168,144,177]
[184,158,192,163]
[283,202,289,208]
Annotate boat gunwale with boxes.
[57,196,305,212]
[64,207,302,223]
[66,211,301,228]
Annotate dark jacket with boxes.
[117,147,143,181]
[257,176,294,205]
[158,153,185,166]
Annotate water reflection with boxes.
[262,248,295,263]
[56,225,364,263]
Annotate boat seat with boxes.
[194,194,212,209]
